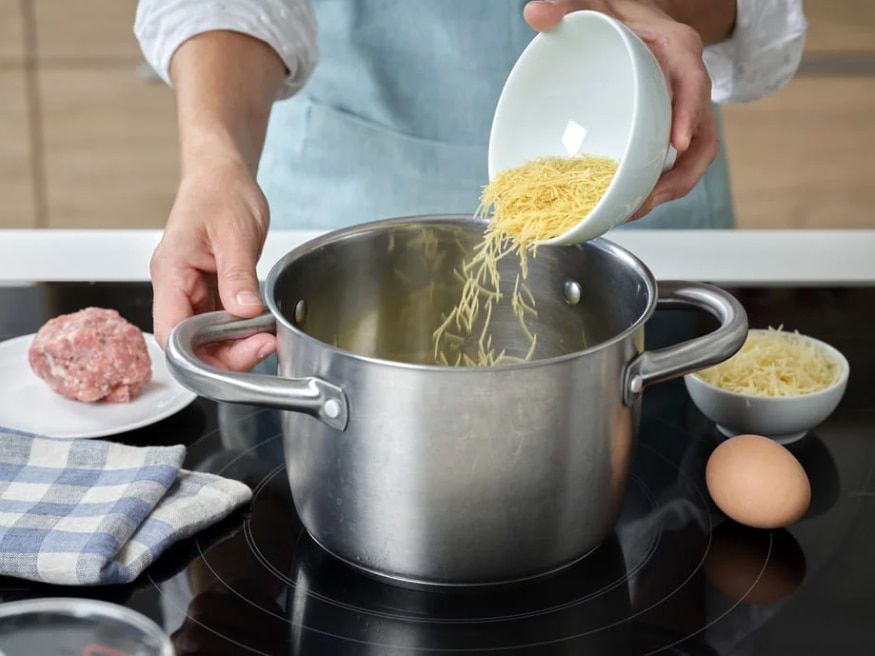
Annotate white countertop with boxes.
[1,229,873,286]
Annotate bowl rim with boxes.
[684,328,850,402]
[0,597,173,654]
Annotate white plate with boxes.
[0,332,198,439]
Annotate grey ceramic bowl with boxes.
[684,330,850,444]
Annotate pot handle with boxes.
[622,280,747,406]
[165,310,349,431]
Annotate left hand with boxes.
[523,0,720,220]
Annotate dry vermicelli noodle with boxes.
[433,154,619,366]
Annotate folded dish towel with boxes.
[0,429,252,586]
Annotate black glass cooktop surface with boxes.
[0,282,873,655]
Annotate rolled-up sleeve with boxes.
[134,0,318,100]
[704,0,807,104]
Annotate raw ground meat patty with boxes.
[28,307,153,403]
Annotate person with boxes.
[135,0,806,373]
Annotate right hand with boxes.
[150,159,276,372]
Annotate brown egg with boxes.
[706,434,811,529]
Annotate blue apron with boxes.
[258,0,736,232]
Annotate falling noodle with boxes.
[433,153,619,366]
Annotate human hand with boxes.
[150,159,276,372]
[523,0,720,220]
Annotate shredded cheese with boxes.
[696,327,842,397]
[433,154,619,366]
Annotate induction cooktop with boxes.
[0,282,873,655]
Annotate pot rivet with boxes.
[324,399,342,419]
[563,281,582,305]
[294,299,307,323]
[630,375,643,394]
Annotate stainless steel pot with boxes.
[166,214,747,588]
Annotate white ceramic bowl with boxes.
[488,10,675,246]
[684,330,850,444]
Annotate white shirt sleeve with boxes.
[134,0,318,100]
[703,0,808,104]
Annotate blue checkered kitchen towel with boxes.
[0,429,252,586]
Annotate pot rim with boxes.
[264,213,658,372]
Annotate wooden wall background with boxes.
[0,0,872,230]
